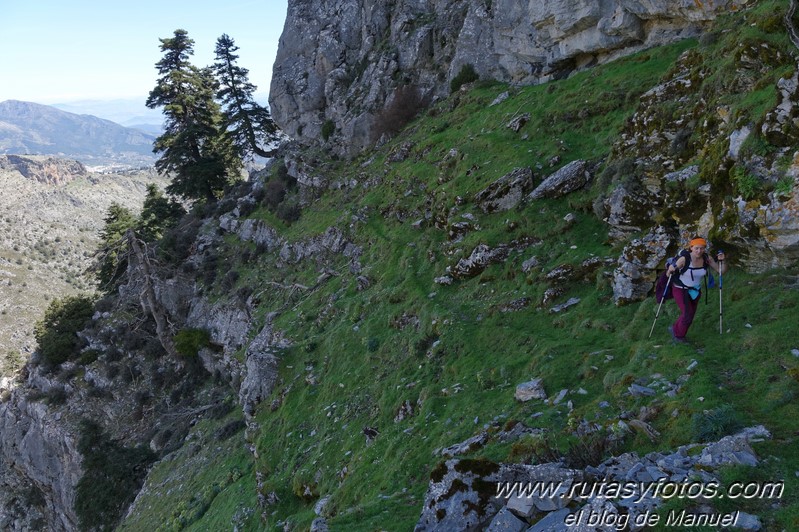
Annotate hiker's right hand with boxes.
[667,265,676,275]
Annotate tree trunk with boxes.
[126,229,179,358]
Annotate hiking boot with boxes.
[668,325,687,344]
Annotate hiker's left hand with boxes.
[717,251,726,261]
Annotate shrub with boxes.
[321,119,335,141]
[34,296,94,369]
[276,202,302,224]
[173,328,211,358]
[372,84,430,140]
[691,404,744,442]
[263,178,288,209]
[731,166,761,200]
[75,420,156,531]
[450,64,479,93]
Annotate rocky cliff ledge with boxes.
[270,0,749,155]
[0,155,87,186]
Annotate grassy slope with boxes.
[121,2,799,530]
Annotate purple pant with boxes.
[672,285,698,338]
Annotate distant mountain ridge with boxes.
[0,100,157,167]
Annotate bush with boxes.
[276,202,302,224]
[263,178,288,209]
[173,328,211,358]
[450,64,479,93]
[75,420,156,531]
[691,404,744,442]
[321,119,335,141]
[34,296,94,369]
[372,84,430,140]
[731,166,761,200]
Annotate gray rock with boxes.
[450,244,511,279]
[528,160,590,200]
[733,511,762,530]
[486,506,526,532]
[612,226,673,305]
[239,319,281,418]
[436,432,490,458]
[310,517,329,532]
[515,379,547,402]
[475,167,535,213]
[549,298,580,314]
[526,508,571,532]
[270,1,740,155]
[628,384,656,397]
[521,256,539,273]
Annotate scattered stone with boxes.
[612,225,673,305]
[551,389,568,405]
[734,512,763,531]
[490,91,510,107]
[545,264,576,284]
[527,160,590,200]
[485,506,526,532]
[527,508,570,532]
[628,419,660,442]
[395,399,415,423]
[436,432,490,457]
[310,517,329,532]
[449,243,510,279]
[448,221,476,241]
[498,297,531,313]
[664,165,700,182]
[314,496,330,516]
[792,349,799,357]
[549,297,580,313]
[514,379,547,402]
[541,287,564,307]
[521,256,539,273]
[629,383,656,397]
[434,275,454,285]
[474,167,535,213]
[506,113,530,132]
[687,360,698,371]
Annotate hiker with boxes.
[666,237,727,342]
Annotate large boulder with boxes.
[612,226,673,305]
[475,167,535,213]
[528,160,591,200]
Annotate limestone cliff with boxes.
[270,0,750,155]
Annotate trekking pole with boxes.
[718,251,724,334]
[649,273,673,338]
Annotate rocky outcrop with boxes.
[270,0,747,155]
[612,226,673,305]
[0,391,81,531]
[0,154,86,185]
[415,426,770,531]
[528,160,591,200]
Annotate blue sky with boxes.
[0,0,288,105]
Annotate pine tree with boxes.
[96,203,136,289]
[147,29,242,202]
[136,184,186,242]
[213,33,279,159]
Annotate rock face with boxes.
[415,426,770,531]
[270,0,747,155]
[0,393,81,531]
[0,155,87,185]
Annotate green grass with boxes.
[115,3,799,530]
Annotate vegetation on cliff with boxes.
[14,1,799,530]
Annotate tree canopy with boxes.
[146,29,243,203]
[213,33,280,159]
